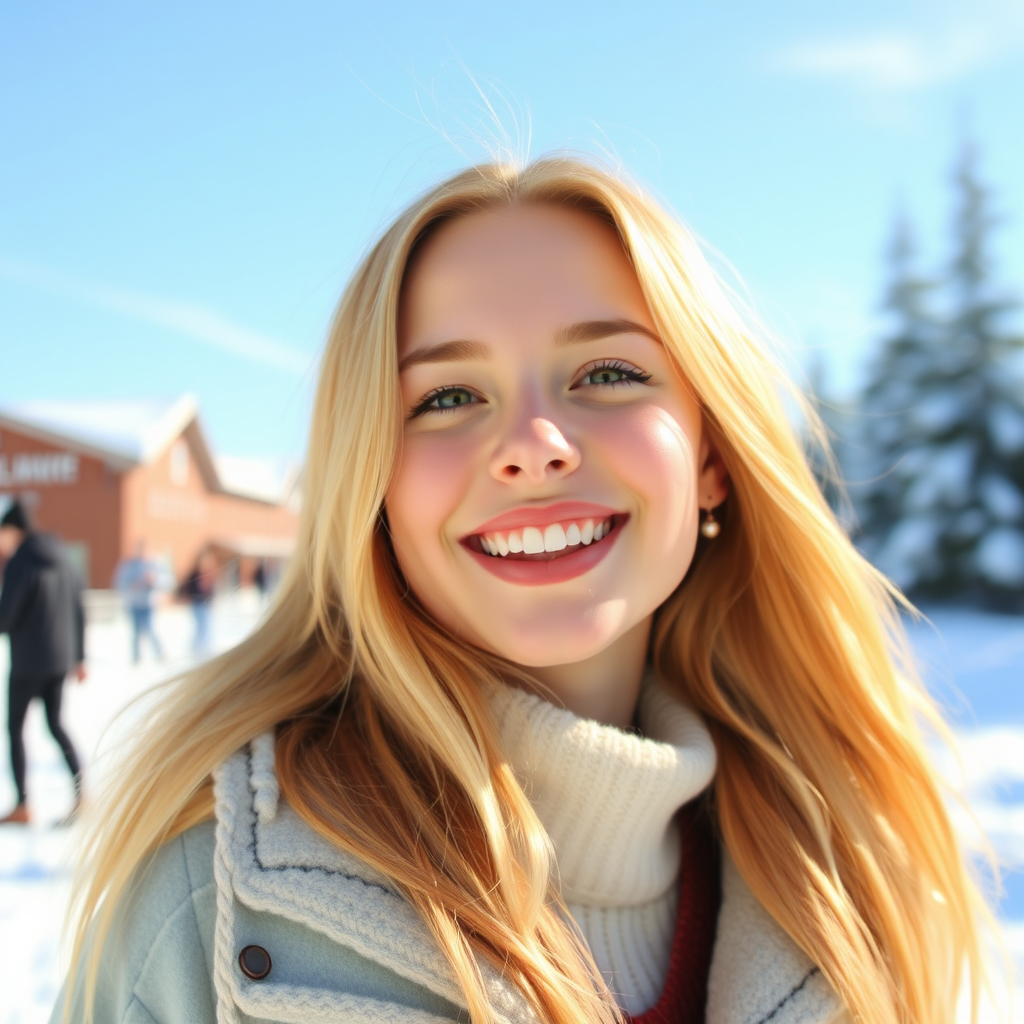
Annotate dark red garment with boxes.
[625,799,721,1024]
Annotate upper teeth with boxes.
[478,518,614,557]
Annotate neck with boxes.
[513,616,652,729]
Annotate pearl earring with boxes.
[700,507,721,539]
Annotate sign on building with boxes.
[0,452,80,486]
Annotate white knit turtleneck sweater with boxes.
[488,676,717,1016]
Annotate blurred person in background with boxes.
[0,499,85,826]
[182,549,218,657]
[253,558,267,604]
[113,539,172,664]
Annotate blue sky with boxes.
[1,0,1021,460]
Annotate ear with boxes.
[697,429,730,510]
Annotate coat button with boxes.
[238,944,272,980]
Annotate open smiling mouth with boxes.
[464,514,625,561]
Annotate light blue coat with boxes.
[51,734,848,1024]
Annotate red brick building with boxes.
[0,396,300,588]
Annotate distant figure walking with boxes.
[0,500,86,826]
[114,540,171,663]
[182,550,217,656]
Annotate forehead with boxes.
[398,203,650,349]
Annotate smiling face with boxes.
[386,203,727,678]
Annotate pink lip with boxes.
[463,514,626,586]
[466,501,620,538]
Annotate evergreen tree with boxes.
[805,356,859,535]
[856,207,940,571]
[857,143,1024,609]
[939,142,1024,607]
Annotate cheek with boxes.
[596,404,700,524]
[386,434,476,569]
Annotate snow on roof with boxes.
[214,455,300,504]
[0,395,199,467]
[0,395,300,507]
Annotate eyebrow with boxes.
[554,319,661,347]
[398,319,660,372]
[398,339,488,372]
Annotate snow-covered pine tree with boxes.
[858,142,1024,609]
[855,206,940,575]
[939,143,1024,607]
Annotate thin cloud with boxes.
[772,7,1024,93]
[0,256,313,376]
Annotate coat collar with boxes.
[212,735,844,1024]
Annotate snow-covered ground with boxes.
[1,599,1021,1022]
[906,609,1024,1021]
[0,591,266,1024]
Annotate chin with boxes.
[496,641,599,668]
[478,609,629,669]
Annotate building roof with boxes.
[0,395,199,467]
[214,455,301,505]
[0,395,299,506]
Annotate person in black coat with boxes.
[181,550,217,656]
[0,500,86,825]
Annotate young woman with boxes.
[56,158,989,1024]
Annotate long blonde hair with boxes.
[66,157,989,1024]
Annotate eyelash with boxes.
[409,385,481,418]
[572,359,652,389]
[408,360,652,418]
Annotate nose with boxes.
[489,414,581,485]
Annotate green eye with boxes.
[411,386,481,417]
[586,367,629,385]
[575,361,652,389]
[435,389,475,408]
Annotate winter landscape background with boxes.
[2,4,1022,1021]
[818,140,1024,614]
[0,597,1022,1023]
